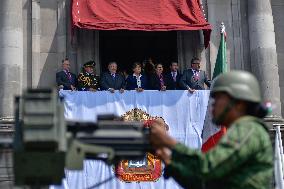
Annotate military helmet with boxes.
[211,70,261,103]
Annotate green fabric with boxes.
[213,32,227,79]
[166,116,273,189]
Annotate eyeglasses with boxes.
[157,67,163,68]
[192,62,200,64]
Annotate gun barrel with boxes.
[67,120,152,161]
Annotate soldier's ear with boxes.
[235,101,247,114]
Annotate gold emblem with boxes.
[79,73,91,86]
[114,108,168,182]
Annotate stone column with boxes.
[66,0,78,74]
[0,1,23,187]
[0,0,23,119]
[57,0,67,69]
[248,0,282,117]
[32,0,41,88]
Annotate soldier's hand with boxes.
[150,120,177,150]
[156,147,172,165]
[89,88,97,92]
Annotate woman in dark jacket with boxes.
[126,62,148,91]
[149,63,171,91]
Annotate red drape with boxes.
[72,0,212,47]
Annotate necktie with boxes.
[159,74,164,86]
[111,73,115,80]
[172,72,176,82]
[67,71,72,81]
[193,70,199,81]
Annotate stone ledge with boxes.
[0,118,14,132]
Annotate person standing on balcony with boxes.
[126,62,148,91]
[101,61,125,93]
[77,60,100,91]
[56,58,77,90]
[180,57,211,93]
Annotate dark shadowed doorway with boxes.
[100,30,177,74]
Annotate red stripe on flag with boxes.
[201,126,227,153]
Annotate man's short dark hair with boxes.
[170,62,178,66]
[154,63,163,69]
[191,57,200,64]
[62,58,69,63]
[108,61,117,66]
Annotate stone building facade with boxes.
[0,0,283,120]
[0,0,283,187]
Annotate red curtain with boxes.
[72,0,211,47]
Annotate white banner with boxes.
[51,90,210,189]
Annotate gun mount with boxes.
[13,89,151,186]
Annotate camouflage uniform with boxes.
[77,72,100,91]
[165,116,273,189]
[164,71,273,189]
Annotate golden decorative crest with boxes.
[121,108,152,121]
[114,108,167,182]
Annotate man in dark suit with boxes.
[100,61,125,93]
[166,62,182,90]
[180,57,211,93]
[56,58,77,90]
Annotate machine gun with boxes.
[13,89,151,186]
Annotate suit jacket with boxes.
[180,69,211,90]
[56,70,77,90]
[100,72,126,90]
[165,72,182,90]
[126,74,148,90]
[148,73,171,90]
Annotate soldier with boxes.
[150,71,273,189]
[78,61,100,91]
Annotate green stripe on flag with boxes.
[213,32,227,79]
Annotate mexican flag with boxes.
[201,23,227,153]
[213,24,227,79]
